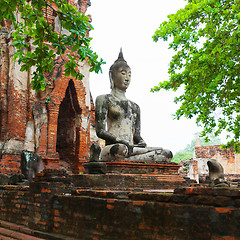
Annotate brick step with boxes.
[0,226,44,240]
[138,177,183,181]
[136,177,184,181]
[0,220,77,240]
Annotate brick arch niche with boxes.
[57,80,82,174]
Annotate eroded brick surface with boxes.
[0,179,240,240]
[0,1,95,175]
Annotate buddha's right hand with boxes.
[116,138,133,155]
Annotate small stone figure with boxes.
[90,143,102,162]
[86,143,107,174]
[95,49,172,162]
[207,159,229,187]
[21,151,44,181]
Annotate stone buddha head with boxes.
[109,49,131,91]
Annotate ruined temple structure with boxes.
[195,145,240,176]
[1,2,240,239]
[179,137,240,183]
[0,0,96,175]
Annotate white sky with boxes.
[87,0,202,154]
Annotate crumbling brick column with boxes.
[43,103,60,169]
[0,38,29,175]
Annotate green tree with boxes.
[152,0,240,151]
[172,151,193,163]
[172,133,222,162]
[0,0,105,92]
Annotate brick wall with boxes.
[0,180,240,240]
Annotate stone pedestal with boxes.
[85,161,107,174]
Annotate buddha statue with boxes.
[95,49,173,162]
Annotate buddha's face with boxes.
[111,65,131,91]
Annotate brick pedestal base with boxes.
[105,161,180,174]
[72,173,190,190]
[81,160,192,190]
[42,157,60,170]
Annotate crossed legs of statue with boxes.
[100,144,172,162]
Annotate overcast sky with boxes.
[87,0,202,154]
